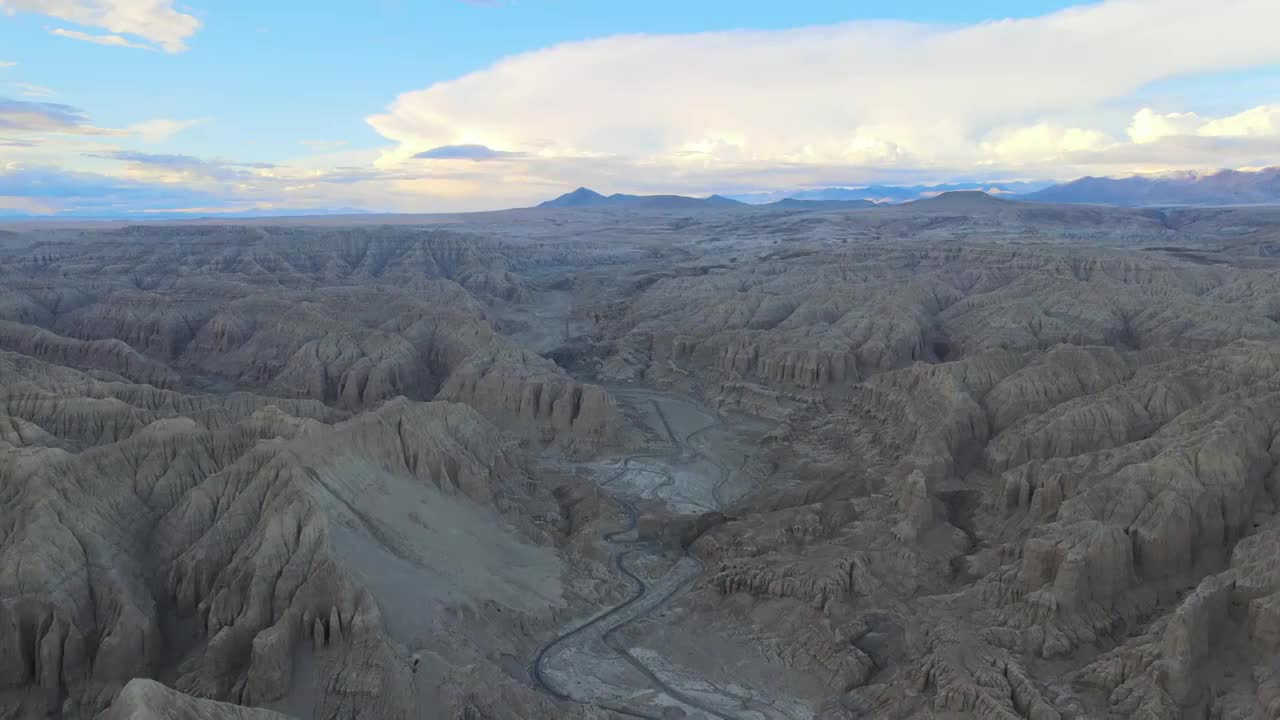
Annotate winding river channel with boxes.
[529,388,800,720]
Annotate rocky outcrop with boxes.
[0,320,180,388]
[271,332,428,409]
[438,344,618,455]
[98,679,293,720]
[56,289,214,359]
[0,346,581,720]
[578,235,1280,718]
[0,229,617,452]
[11,210,1280,719]
[610,244,1280,403]
[710,548,878,610]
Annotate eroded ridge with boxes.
[3,203,1280,719]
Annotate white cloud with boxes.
[1199,105,1280,139]
[50,27,151,49]
[2,0,200,52]
[367,0,1280,193]
[982,124,1115,162]
[0,97,122,135]
[11,0,1280,215]
[129,117,203,142]
[11,82,55,97]
[1127,108,1203,144]
[1128,105,1280,145]
[0,62,16,69]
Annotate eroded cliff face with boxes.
[97,679,292,720]
[588,238,1280,720]
[4,205,1280,719]
[0,225,628,719]
[608,246,1280,395]
[0,354,607,719]
[0,227,618,453]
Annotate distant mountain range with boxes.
[1024,167,1280,206]
[728,181,1053,205]
[538,182,1053,211]
[902,190,1019,210]
[748,168,1280,206]
[538,187,878,211]
[538,187,745,209]
[540,167,1280,212]
[766,197,879,210]
[13,167,1280,222]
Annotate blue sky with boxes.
[1,0,1279,215]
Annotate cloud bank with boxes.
[6,0,1280,215]
[50,27,150,50]
[0,97,115,133]
[367,0,1280,195]
[1,0,200,52]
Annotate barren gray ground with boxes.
[8,195,1280,719]
[533,383,780,719]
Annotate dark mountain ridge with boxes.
[1027,167,1280,207]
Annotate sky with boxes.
[1,0,1280,216]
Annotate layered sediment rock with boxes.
[98,679,293,720]
[0,351,589,718]
[6,207,1280,719]
[438,345,618,455]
